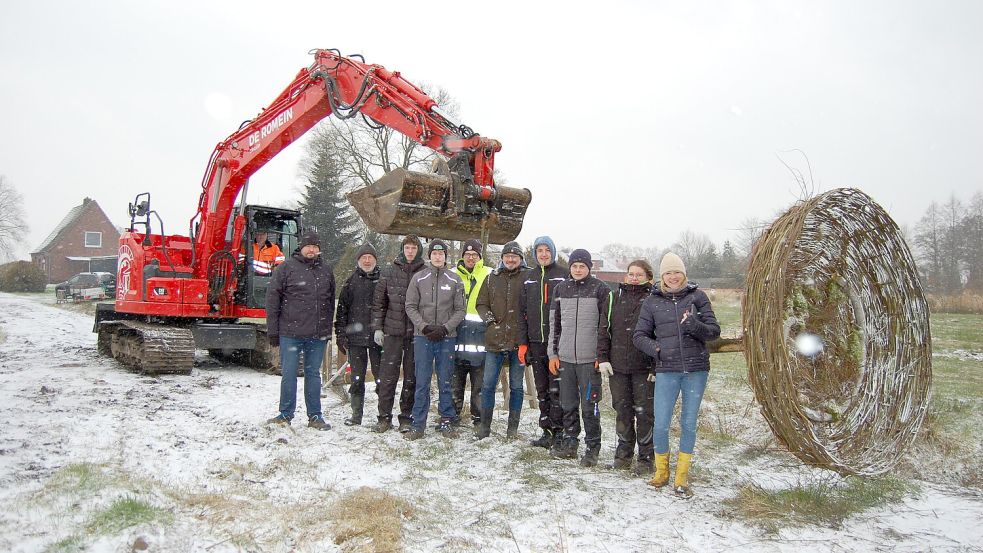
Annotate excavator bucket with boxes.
[347,168,532,244]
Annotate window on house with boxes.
[84,231,102,248]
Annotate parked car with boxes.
[55,272,116,300]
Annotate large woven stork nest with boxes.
[743,188,932,476]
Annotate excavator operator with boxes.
[242,229,285,276]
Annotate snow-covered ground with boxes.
[0,292,981,552]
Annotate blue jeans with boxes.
[481,350,525,413]
[278,336,327,420]
[412,336,457,431]
[653,370,709,454]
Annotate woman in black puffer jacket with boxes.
[597,260,655,476]
[632,252,719,498]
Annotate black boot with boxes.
[612,444,633,470]
[474,408,492,440]
[530,428,554,448]
[344,394,364,426]
[612,456,633,470]
[634,456,653,477]
[580,444,600,467]
[551,437,579,460]
[372,417,393,433]
[506,411,521,440]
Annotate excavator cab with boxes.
[347,157,532,244]
[236,206,301,309]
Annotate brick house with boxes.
[31,198,121,283]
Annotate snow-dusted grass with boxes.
[724,476,915,534]
[330,487,414,552]
[1,291,981,552]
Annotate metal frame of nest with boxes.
[743,188,932,476]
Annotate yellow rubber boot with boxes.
[674,452,693,498]
[648,453,670,488]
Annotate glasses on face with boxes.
[463,252,480,258]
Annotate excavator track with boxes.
[97,321,195,375]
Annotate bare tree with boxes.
[600,243,647,266]
[939,195,965,293]
[733,216,766,260]
[914,202,944,293]
[961,192,983,291]
[671,230,715,277]
[316,86,459,191]
[0,176,28,261]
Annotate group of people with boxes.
[263,231,720,498]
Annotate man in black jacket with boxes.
[371,235,425,433]
[265,231,335,430]
[335,243,382,426]
[517,235,568,448]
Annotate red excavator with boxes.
[94,49,532,374]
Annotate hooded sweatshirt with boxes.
[518,236,568,344]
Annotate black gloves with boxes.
[423,324,448,341]
[269,334,280,348]
[336,337,348,356]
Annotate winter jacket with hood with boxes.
[518,236,568,344]
[335,265,381,347]
[405,263,466,337]
[371,240,425,337]
[475,260,526,352]
[598,282,654,374]
[266,249,336,339]
[547,274,612,364]
[632,282,720,373]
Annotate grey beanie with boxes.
[355,243,377,261]
[501,241,523,258]
[568,248,592,269]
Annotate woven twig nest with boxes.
[743,188,932,476]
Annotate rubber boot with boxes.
[344,393,364,426]
[506,410,520,440]
[674,452,693,498]
[648,453,670,488]
[474,408,492,440]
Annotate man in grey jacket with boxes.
[404,239,466,439]
[547,249,612,466]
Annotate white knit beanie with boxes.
[659,252,686,278]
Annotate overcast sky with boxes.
[2,0,981,261]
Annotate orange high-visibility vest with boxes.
[239,242,285,275]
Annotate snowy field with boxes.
[0,292,981,552]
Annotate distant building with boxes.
[557,248,627,287]
[31,198,121,283]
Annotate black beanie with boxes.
[463,239,483,257]
[568,248,592,269]
[355,243,377,261]
[300,231,321,248]
[501,241,523,257]
[427,239,449,258]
